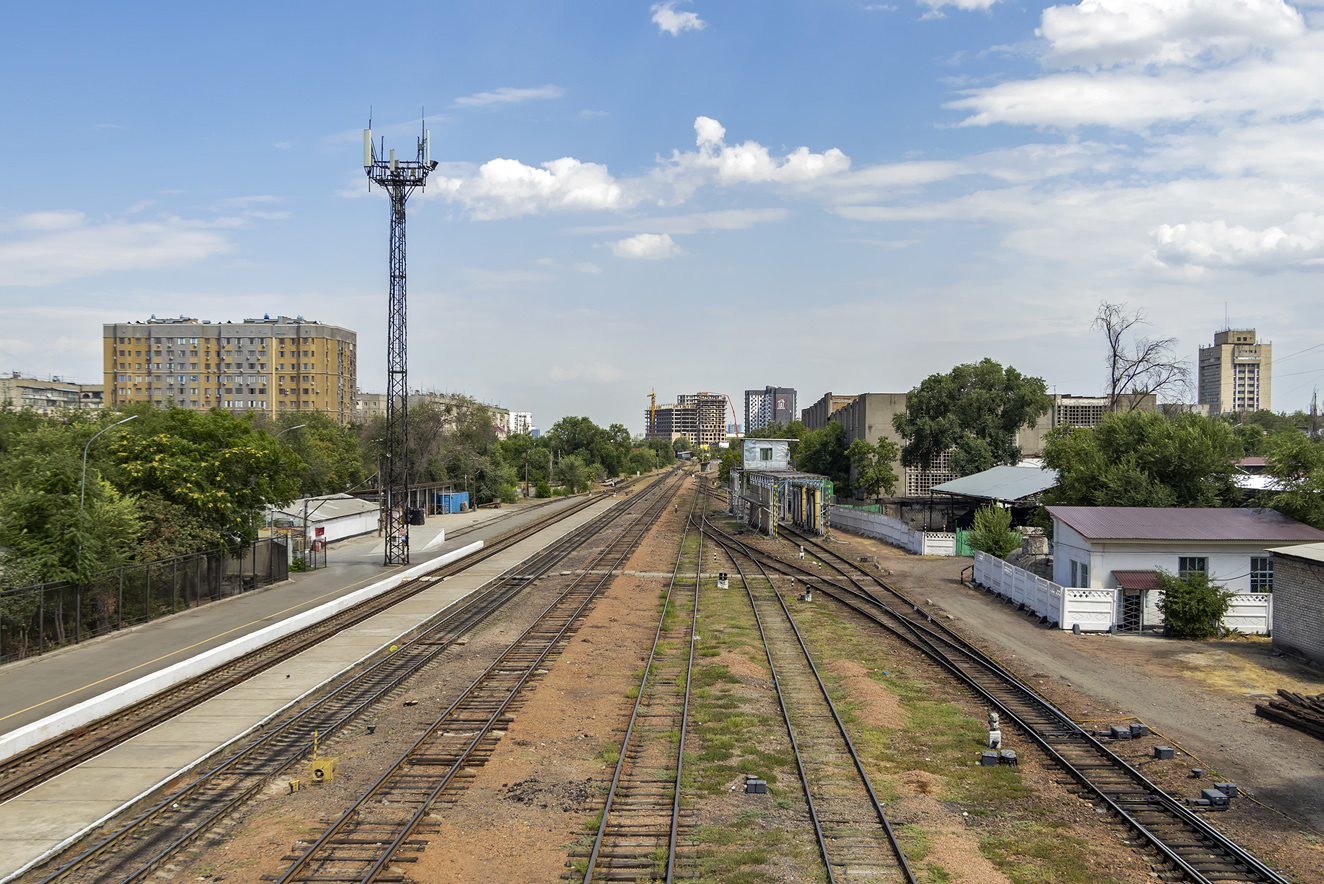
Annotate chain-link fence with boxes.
[0,538,288,664]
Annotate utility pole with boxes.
[363,116,438,565]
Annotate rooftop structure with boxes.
[1045,506,1324,543]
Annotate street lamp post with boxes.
[276,423,307,440]
[80,415,137,512]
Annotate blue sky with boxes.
[4,0,1323,432]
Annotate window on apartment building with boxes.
[1250,557,1273,592]
[1178,557,1207,578]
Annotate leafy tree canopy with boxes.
[893,358,1052,477]
[846,436,899,500]
[794,421,853,493]
[968,504,1018,559]
[1043,411,1239,508]
[1258,432,1324,529]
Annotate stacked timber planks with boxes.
[1255,690,1324,741]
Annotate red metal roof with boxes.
[1046,506,1324,542]
[1113,570,1162,591]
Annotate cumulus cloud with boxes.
[427,117,851,217]
[432,157,627,220]
[452,85,566,108]
[651,1,706,35]
[653,116,850,202]
[1040,0,1304,69]
[573,262,603,274]
[549,362,625,382]
[1152,215,1324,271]
[949,0,1321,129]
[608,233,683,259]
[0,211,236,286]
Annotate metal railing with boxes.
[0,538,288,664]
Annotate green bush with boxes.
[968,504,1018,559]
[535,480,551,499]
[289,556,308,573]
[1156,570,1232,639]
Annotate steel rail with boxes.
[26,473,674,884]
[582,480,701,883]
[706,521,1289,884]
[269,471,686,884]
[702,514,917,884]
[0,493,609,805]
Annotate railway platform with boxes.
[0,494,618,882]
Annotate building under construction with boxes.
[645,392,729,446]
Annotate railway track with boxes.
[706,518,1289,884]
[700,513,915,884]
[0,492,607,806]
[574,483,702,883]
[22,472,680,884]
[261,470,685,884]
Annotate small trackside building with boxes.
[1047,506,1324,632]
[1047,507,1324,593]
[1266,542,1324,666]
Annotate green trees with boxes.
[1156,570,1232,639]
[893,358,1051,477]
[793,421,853,492]
[0,406,302,585]
[967,504,1018,559]
[1043,411,1239,508]
[1259,433,1324,529]
[846,437,899,501]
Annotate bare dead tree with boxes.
[1093,301,1192,410]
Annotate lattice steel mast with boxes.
[364,119,437,565]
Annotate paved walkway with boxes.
[0,498,580,737]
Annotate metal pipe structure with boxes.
[363,119,438,565]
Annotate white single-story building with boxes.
[1048,506,1324,593]
[1047,506,1324,633]
[271,494,381,545]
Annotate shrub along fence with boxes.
[0,538,289,664]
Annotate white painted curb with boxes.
[0,541,483,764]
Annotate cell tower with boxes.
[363,118,438,565]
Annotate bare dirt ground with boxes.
[177,488,1324,883]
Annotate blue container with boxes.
[434,492,470,514]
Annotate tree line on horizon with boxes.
[0,397,675,589]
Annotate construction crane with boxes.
[647,388,657,438]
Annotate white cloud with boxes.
[452,85,566,108]
[274,141,291,150]
[607,233,683,259]
[0,212,235,286]
[1040,0,1304,69]
[651,1,706,36]
[572,262,603,274]
[429,117,850,217]
[948,2,1323,130]
[1151,215,1324,271]
[431,157,627,220]
[549,362,625,382]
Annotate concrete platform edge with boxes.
[0,541,484,764]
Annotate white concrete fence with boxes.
[971,551,1273,634]
[830,507,955,556]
